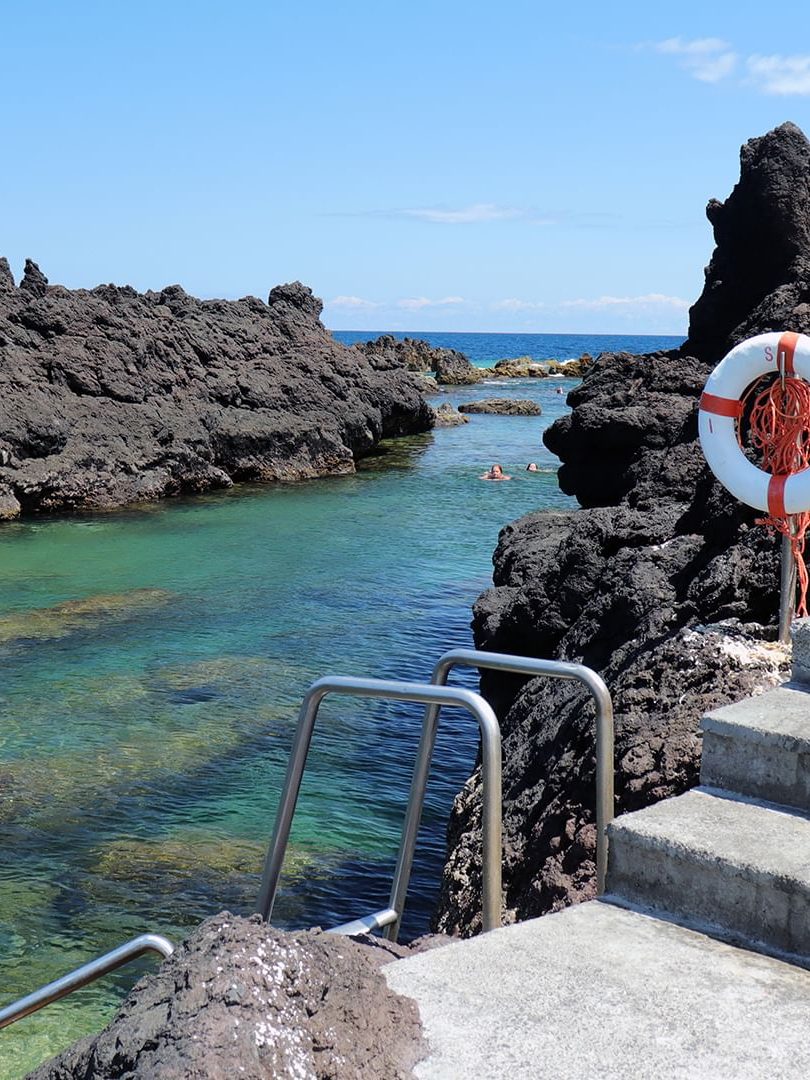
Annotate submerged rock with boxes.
[436,121,804,935]
[28,912,427,1079]
[458,398,541,416]
[0,276,433,518]
[0,588,173,646]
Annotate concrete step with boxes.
[606,787,810,959]
[701,683,810,810]
[385,900,810,1079]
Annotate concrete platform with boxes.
[386,901,810,1079]
[607,787,810,958]
[701,683,810,808]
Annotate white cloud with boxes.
[653,37,737,83]
[493,294,689,313]
[559,293,690,311]
[399,203,525,224]
[747,53,810,95]
[492,298,544,312]
[329,295,380,309]
[396,295,466,310]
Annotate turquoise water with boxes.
[0,334,682,1074]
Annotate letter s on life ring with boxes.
[698,331,810,514]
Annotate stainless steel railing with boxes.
[0,933,175,1030]
[384,648,614,941]
[255,675,503,933]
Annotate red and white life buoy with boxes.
[698,331,810,514]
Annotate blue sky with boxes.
[2,2,810,334]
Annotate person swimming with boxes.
[480,463,512,480]
[526,462,539,472]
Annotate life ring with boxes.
[698,330,810,514]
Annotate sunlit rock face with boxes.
[436,123,803,935]
[28,912,427,1079]
[0,274,433,518]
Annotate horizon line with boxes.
[326,327,688,338]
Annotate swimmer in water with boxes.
[526,462,539,472]
[480,463,512,480]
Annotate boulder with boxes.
[458,399,541,416]
[435,121,804,935]
[29,912,428,1080]
[491,357,535,378]
[433,402,469,426]
[432,351,483,385]
[0,271,433,515]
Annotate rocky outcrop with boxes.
[686,122,810,364]
[433,402,469,426]
[458,399,541,416]
[0,272,433,517]
[433,350,483,385]
[30,912,428,1080]
[435,122,804,935]
[357,334,483,384]
[490,357,591,379]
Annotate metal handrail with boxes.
[384,647,614,941]
[0,933,174,1030]
[255,675,503,932]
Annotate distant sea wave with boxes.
[332,330,685,368]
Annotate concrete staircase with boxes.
[386,633,810,1078]
[608,682,810,962]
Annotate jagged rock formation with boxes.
[29,913,427,1080]
[687,121,810,364]
[0,274,433,518]
[458,399,542,416]
[357,334,483,384]
[435,122,803,935]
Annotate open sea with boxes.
[0,331,682,1075]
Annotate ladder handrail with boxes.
[385,648,614,941]
[255,675,503,932]
[0,933,174,1030]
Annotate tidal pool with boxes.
[0,376,576,1075]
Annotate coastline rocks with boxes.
[0,272,433,518]
[435,121,805,935]
[458,398,541,416]
[433,402,469,426]
[432,350,483,385]
[686,122,810,364]
[489,356,590,379]
[29,913,427,1079]
[492,357,538,378]
[356,334,483,384]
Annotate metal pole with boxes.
[779,528,797,644]
[255,676,502,933]
[385,648,614,941]
[0,933,174,1030]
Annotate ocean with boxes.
[0,331,683,1074]
[332,330,683,365]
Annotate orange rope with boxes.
[741,376,810,617]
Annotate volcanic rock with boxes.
[686,121,810,364]
[433,402,469,426]
[492,357,536,378]
[435,122,803,935]
[0,272,433,517]
[29,912,427,1080]
[458,399,541,416]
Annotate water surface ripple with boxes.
[0,337,681,1073]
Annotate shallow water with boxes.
[0,342,686,1074]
